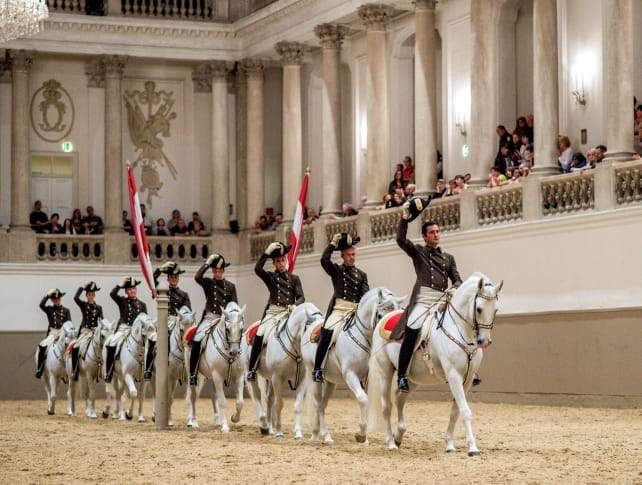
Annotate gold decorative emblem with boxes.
[124,81,178,207]
[30,79,75,143]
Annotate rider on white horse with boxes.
[71,282,104,381]
[104,277,148,383]
[312,233,370,383]
[246,241,305,381]
[394,196,465,393]
[36,288,72,379]
[189,253,238,386]
[145,262,192,381]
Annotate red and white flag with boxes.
[127,164,155,294]
[287,171,310,273]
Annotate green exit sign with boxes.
[62,141,73,153]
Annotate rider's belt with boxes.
[334,298,358,311]
[416,287,444,307]
[264,304,289,317]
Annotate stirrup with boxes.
[246,370,257,382]
[189,375,198,386]
[312,369,324,383]
[35,369,43,379]
[397,375,410,393]
[143,370,153,381]
[472,374,482,386]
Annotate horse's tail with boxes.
[366,323,388,433]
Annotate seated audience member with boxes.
[402,156,415,183]
[433,179,447,198]
[122,210,133,234]
[341,203,359,217]
[595,145,608,164]
[519,163,531,178]
[84,206,104,234]
[511,132,523,158]
[270,213,284,230]
[519,133,532,161]
[139,204,152,234]
[383,193,395,209]
[452,174,468,195]
[47,213,63,234]
[153,218,169,236]
[508,169,521,184]
[167,209,181,230]
[255,215,270,231]
[445,179,457,196]
[569,153,588,172]
[304,207,319,224]
[388,169,406,194]
[62,218,77,235]
[514,116,528,135]
[190,220,207,237]
[71,209,84,233]
[81,221,92,234]
[522,143,534,167]
[187,212,205,233]
[404,184,417,198]
[494,144,513,174]
[496,125,513,154]
[30,200,49,233]
[464,173,472,184]
[558,136,573,172]
[171,218,190,236]
[487,166,507,188]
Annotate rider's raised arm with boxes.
[448,255,463,288]
[110,285,123,304]
[194,263,208,287]
[320,244,339,278]
[74,287,85,309]
[396,219,418,258]
[39,295,49,313]
[293,275,305,305]
[254,253,271,287]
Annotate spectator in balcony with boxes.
[514,116,528,135]
[153,218,169,236]
[255,215,270,231]
[635,105,642,154]
[569,153,588,172]
[341,203,359,217]
[71,209,84,233]
[522,143,534,167]
[453,174,468,195]
[508,168,521,184]
[464,173,472,184]
[30,200,49,233]
[402,156,415,184]
[433,179,447,198]
[445,179,457,197]
[83,206,104,235]
[167,209,182,231]
[171,218,190,236]
[62,218,78,235]
[404,184,417,198]
[595,145,608,164]
[496,125,513,154]
[190,220,208,237]
[270,213,284,230]
[46,213,63,234]
[487,166,507,188]
[494,143,513,175]
[187,212,205,233]
[122,210,133,234]
[303,207,319,224]
[558,136,573,172]
[526,114,534,135]
[384,192,403,209]
[388,169,406,194]
[519,133,532,161]
[519,163,531,178]
[511,132,522,155]
[140,204,152,235]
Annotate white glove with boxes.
[47,288,57,298]
[205,254,218,267]
[160,261,176,272]
[401,200,412,220]
[446,287,457,298]
[264,242,281,255]
[330,233,342,247]
[119,277,130,288]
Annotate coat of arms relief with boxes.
[124,81,178,207]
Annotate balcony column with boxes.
[9,50,34,229]
[211,61,230,231]
[275,41,305,221]
[235,69,248,229]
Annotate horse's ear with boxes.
[478,277,484,291]
[377,288,383,300]
[496,280,504,293]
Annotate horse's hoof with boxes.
[468,450,480,457]
[88,413,97,419]
[231,414,240,424]
[294,432,303,441]
[260,427,270,436]
[323,436,334,445]
[221,426,230,433]
[67,411,75,417]
[387,443,398,450]
[446,447,456,453]
[168,420,174,427]
[355,433,367,444]
[151,416,155,423]
[47,410,54,416]
[101,411,109,419]
[274,431,284,438]
[125,412,133,421]
[137,416,146,423]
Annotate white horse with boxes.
[65,319,116,418]
[35,321,76,415]
[145,305,195,426]
[243,302,324,438]
[301,288,405,444]
[185,302,246,431]
[102,313,156,422]
[370,273,502,454]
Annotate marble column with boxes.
[414,0,438,194]
[103,55,127,231]
[359,3,393,207]
[532,0,560,174]
[469,0,500,185]
[275,42,305,221]
[604,0,634,159]
[241,58,265,227]
[235,69,248,229]
[314,24,347,215]
[211,61,230,231]
[10,50,33,229]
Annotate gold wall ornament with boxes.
[30,79,75,143]
[124,80,178,207]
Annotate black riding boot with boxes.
[144,340,155,381]
[312,328,333,382]
[104,345,116,383]
[35,345,47,379]
[189,340,201,386]
[71,346,80,381]
[246,335,263,381]
[397,327,421,393]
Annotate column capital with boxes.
[210,60,229,81]
[414,0,437,10]
[358,3,394,31]
[102,55,128,79]
[192,62,213,93]
[85,58,106,88]
[314,23,348,49]
[9,50,34,74]
[240,58,265,82]
[275,41,306,65]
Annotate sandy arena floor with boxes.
[1,397,640,484]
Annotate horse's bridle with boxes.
[447,287,498,338]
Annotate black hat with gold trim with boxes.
[121,276,141,289]
[159,261,185,276]
[47,288,66,299]
[207,253,231,269]
[336,233,361,251]
[405,196,432,223]
[265,241,291,259]
[83,281,101,293]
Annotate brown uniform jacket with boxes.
[74,287,104,334]
[110,286,147,330]
[255,254,305,312]
[195,264,237,321]
[39,297,71,336]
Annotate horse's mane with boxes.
[458,272,495,300]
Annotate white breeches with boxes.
[194,313,221,342]
[256,305,290,337]
[407,288,444,330]
[323,299,358,331]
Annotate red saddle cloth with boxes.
[379,310,404,341]
[309,323,323,343]
[246,321,260,345]
[184,325,197,343]
[65,340,77,355]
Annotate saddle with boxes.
[309,323,323,343]
[379,310,405,341]
[246,321,260,345]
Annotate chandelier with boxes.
[0,0,49,43]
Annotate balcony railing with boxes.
[46,0,87,13]
[248,231,275,262]
[130,236,211,263]
[36,234,104,262]
[477,185,523,226]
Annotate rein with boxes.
[275,315,303,391]
[211,317,242,387]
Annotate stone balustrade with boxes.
[46,0,86,14]
[115,0,218,20]
[3,160,642,266]
[36,234,104,262]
